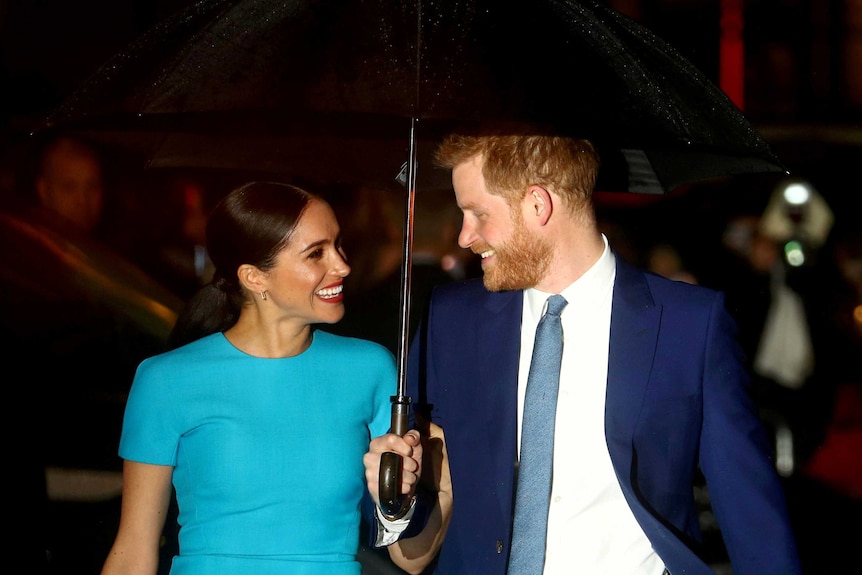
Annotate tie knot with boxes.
[545,294,567,317]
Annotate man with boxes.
[34,134,105,233]
[387,132,801,574]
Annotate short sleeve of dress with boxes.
[119,355,183,466]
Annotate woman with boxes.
[101,181,429,575]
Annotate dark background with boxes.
[1,1,859,574]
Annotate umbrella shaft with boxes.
[396,118,419,397]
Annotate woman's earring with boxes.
[259,291,267,301]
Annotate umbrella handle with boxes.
[378,396,412,519]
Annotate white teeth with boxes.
[480,249,495,259]
[316,285,343,298]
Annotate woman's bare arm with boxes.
[101,460,174,575]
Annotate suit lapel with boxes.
[477,289,522,403]
[477,288,523,524]
[605,259,719,575]
[606,258,661,457]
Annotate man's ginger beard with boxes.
[480,206,553,292]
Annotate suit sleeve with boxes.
[698,292,802,575]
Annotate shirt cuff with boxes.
[373,497,417,547]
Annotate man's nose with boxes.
[457,219,475,249]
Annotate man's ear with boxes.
[237,264,266,293]
[526,185,553,226]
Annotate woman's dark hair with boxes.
[167,181,315,349]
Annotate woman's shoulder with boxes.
[138,332,227,372]
[313,329,394,361]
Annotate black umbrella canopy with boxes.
[42,0,783,194]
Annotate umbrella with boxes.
[42,0,783,193]
[39,0,784,516]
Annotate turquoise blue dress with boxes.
[119,330,396,575]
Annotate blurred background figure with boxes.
[784,219,862,574]
[1,133,184,574]
[122,174,216,300]
[753,181,834,451]
[646,242,698,284]
[323,184,470,355]
[718,188,829,476]
[33,133,105,234]
[713,181,862,573]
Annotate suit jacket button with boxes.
[496,540,503,554]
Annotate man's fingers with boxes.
[371,432,415,456]
[404,429,422,445]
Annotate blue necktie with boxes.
[507,294,567,575]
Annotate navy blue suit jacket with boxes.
[405,256,801,575]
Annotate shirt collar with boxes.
[524,234,615,321]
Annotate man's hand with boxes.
[365,429,423,507]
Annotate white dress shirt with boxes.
[518,236,666,575]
